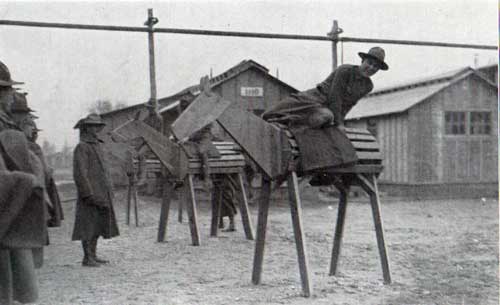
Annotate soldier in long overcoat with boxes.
[72,113,119,267]
[0,60,46,305]
[20,116,64,227]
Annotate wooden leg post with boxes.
[157,180,173,242]
[252,177,272,285]
[178,192,183,223]
[126,180,132,225]
[356,174,391,284]
[329,186,348,276]
[236,173,255,240]
[186,175,201,246]
[287,171,313,297]
[133,186,139,227]
[210,181,222,237]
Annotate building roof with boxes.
[476,63,497,72]
[171,59,298,97]
[101,59,297,117]
[100,93,184,118]
[346,66,497,120]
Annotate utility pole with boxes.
[327,20,343,70]
[145,8,159,113]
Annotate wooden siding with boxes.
[346,73,497,185]
[408,99,439,183]
[347,116,410,183]
[376,114,410,183]
[216,67,294,112]
[440,75,498,182]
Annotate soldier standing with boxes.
[0,61,46,305]
[0,62,22,132]
[72,113,119,267]
[19,117,64,227]
[11,92,37,127]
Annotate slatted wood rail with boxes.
[251,127,390,297]
[153,141,254,245]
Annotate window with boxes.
[445,112,466,135]
[444,111,492,135]
[470,112,491,135]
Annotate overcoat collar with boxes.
[80,133,104,144]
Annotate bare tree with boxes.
[88,99,113,114]
[42,139,57,156]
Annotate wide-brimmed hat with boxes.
[358,47,389,70]
[73,113,106,129]
[19,116,39,130]
[11,92,35,113]
[0,61,24,87]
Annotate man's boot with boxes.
[223,216,236,232]
[81,241,99,267]
[90,237,109,264]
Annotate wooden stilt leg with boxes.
[252,177,272,285]
[236,173,254,240]
[133,186,139,227]
[287,171,313,297]
[210,181,222,237]
[186,175,201,246]
[178,191,183,223]
[126,180,132,226]
[329,187,348,276]
[356,174,392,284]
[157,180,173,242]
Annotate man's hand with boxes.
[83,195,95,206]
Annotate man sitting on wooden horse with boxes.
[262,47,389,182]
[262,46,388,131]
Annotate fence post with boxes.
[328,20,343,70]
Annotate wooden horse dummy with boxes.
[176,76,391,297]
[110,79,254,245]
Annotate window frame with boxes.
[469,111,492,135]
[444,111,467,136]
[444,110,492,136]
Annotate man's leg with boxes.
[82,240,99,267]
[91,236,109,264]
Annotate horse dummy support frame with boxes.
[116,79,391,297]
[212,100,391,297]
[155,141,255,245]
[110,116,254,246]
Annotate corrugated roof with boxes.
[371,67,470,95]
[346,66,497,120]
[100,91,191,118]
[346,81,451,119]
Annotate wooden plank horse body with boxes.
[111,109,254,246]
[177,79,392,297]
[143,140,254,243]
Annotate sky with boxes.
[0,0,497,150]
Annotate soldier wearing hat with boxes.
[0,61,47,305]
[72,113,119,267]
[262,47,389,185]
[19,117,64,228]
[0,61,23,132]
[262,46,389,131]
[11,92,38,128]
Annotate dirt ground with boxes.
[31,185,498,305]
